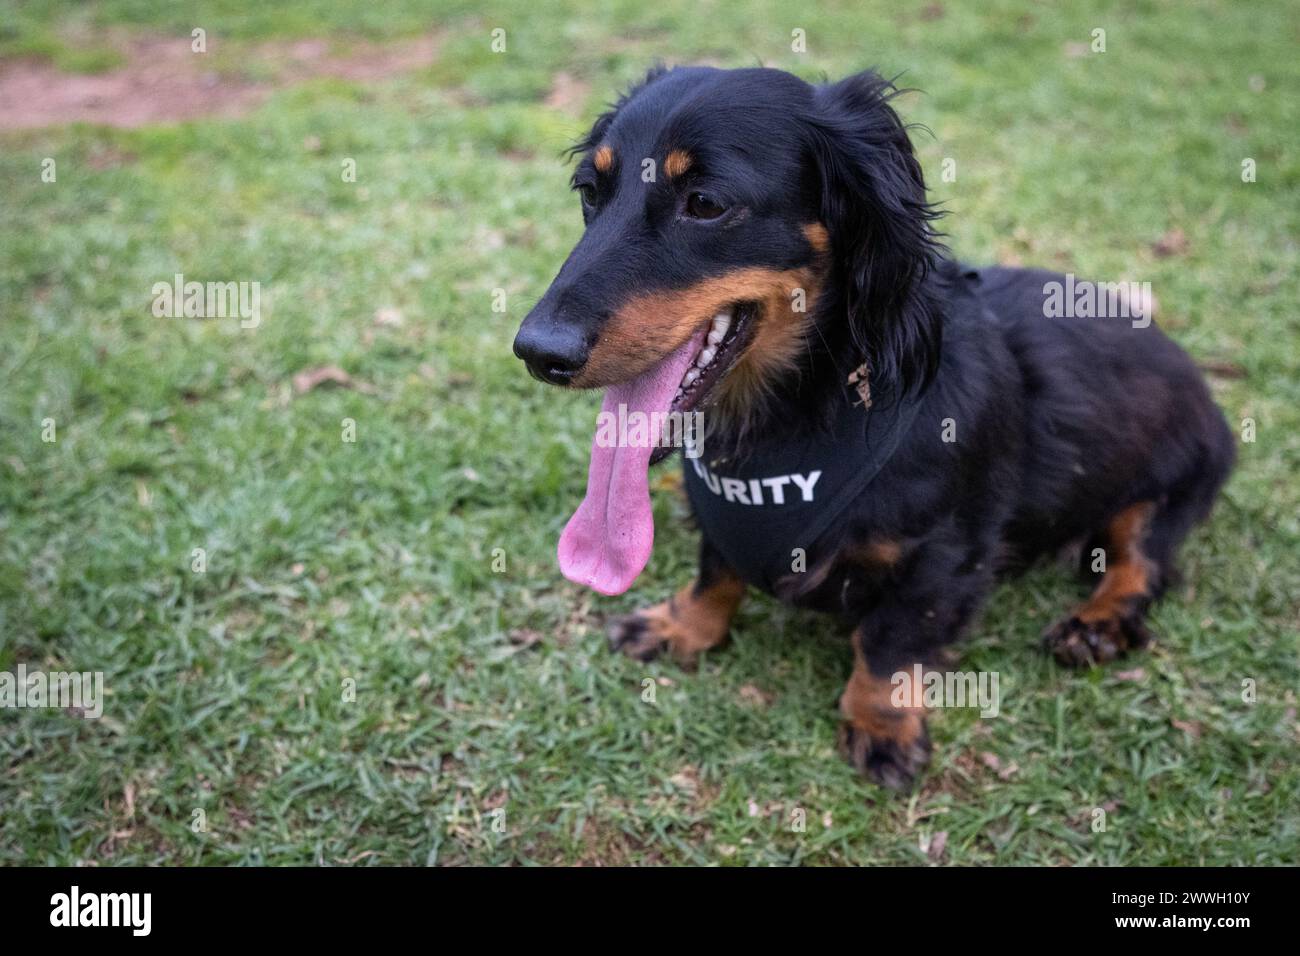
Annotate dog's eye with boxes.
[577,184,597,207]
[685,192,727,220]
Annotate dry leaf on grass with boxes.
[1198,360,1247,380]
[922,830,948,862]
[1152,228,1189,258]
[668,768,700,795]
[291,365,376,395]
[978,751,1019,780]
[508,628,543,648]
[293,365,351,393]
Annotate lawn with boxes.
[0,0,1296,865]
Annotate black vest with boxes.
[682,387,920,591]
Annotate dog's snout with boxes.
[513,317,588,386]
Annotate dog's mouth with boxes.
[654,301,755,463]
[557,300,757,595]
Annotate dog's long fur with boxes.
[514,66,1235,788]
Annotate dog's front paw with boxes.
[605,579,740,666]
[606,611,674,662]
[1042,611,1151,667]
[838,716,931,791]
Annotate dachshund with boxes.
[512,65,1235,788]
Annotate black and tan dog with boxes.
[513,66,1235,788]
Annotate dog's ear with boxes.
[804,71,944,399]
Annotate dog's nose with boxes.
[513,321,588,386]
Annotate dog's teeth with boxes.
[685,311,732,392]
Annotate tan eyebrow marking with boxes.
[594,145,615,173]
[663,149,693,179]
[802,223,830,256]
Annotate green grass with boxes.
[0,30,125,73]
[1,0,1297,865]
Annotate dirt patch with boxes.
[543,70,590,115]
[0,32,442,130]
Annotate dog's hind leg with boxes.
[1043,501,1162,666]
[607,538,745,665]
[1044,418,1234,669]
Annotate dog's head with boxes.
[515,65,943,441]
[518,66,944,595]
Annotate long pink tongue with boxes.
[558,332,705,595]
